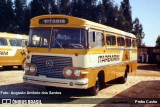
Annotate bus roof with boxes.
[31,15,136,38]
[0,32,28,39]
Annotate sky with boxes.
[114,0,160,46]
[25,0,160,46]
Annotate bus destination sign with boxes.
[39,18,68,24]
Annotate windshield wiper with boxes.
[55,38,63,48]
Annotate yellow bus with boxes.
[0,32,28,69]
[23,15,137,95]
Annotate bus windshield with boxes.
[28,28,86,49]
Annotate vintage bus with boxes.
[0,32,28,69]
[23,15,137,95]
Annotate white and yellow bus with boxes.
[0,32,28,69]
[23,15,137,95]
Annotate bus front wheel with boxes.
[88,77,100,96]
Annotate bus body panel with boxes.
[23,15,137,91]
[0,32,28,67]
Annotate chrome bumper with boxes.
[23,75,88,89]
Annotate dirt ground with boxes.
[0,63,160,107]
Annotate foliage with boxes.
[120,0,132,32]
[0,0,145,44]
[132,18,145,46]
[155,35,160,47]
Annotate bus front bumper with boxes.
[23,75,88,89]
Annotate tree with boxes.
[120,0,132,32]
[14,0,27,34]
[101,0,119,28]
[155,35,160,47]
[132,18,145,46]
[29,0,48,18]
[57,0,71,15]
[0,0,7,32]
[23,5,31,34]
[71,0,84,18]
[3,0,14,32]
[0,0,146,38]
[114,5,125,30]
[49,0,58,14]
[96,1,105,23]
[82,0,97,21]
[0,0,14,32]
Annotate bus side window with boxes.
[96,32,104,47]
[88,31,104,48]
[106,35,116,46]
[132,39,136,47]
[126,38,131,47]
[0,38,8,46]
[117,37,125,46]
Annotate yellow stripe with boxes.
[27,47,122,55]
[27,47,87,55]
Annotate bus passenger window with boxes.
[117,37,125,46]
[132,39,137,47]
[88,31,104,48]
[96,32,104,47]
[126,38,131,47]
[106,35,116,46]
[10,39,22,46]
[0,38,8,46]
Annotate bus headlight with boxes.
[65,69,72,76]
[74,70,81,76]
[24,65,30,72]
[30,66,36,73]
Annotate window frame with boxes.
[0,38,8,46]
[117,36,125,47]
[126,38,132,47]
[132,39,137,47]
[106,34,116,46]
[88,30,104,48]
[9,38,22,47]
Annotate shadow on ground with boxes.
[0,82,91,103]
[94,80,160,106]
[138,64,160,71]
[0,67,22,72]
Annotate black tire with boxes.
[3,66,13,70]
[18,65,24,70]
[88,78,100,96]
[119,67,129,84]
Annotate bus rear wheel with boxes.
[119,67,129,84]
[88,77,100,96]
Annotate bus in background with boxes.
[23,15,137,96]
[0,32,28,69]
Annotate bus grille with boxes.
[31,55,73,79]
